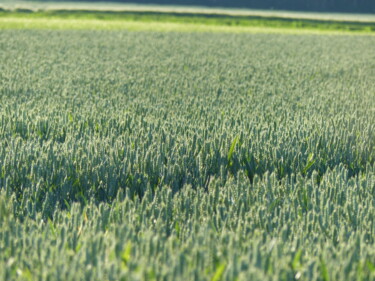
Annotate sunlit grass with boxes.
[0,16,374,35]
[1,8,374,34]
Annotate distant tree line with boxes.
[39,0,375,13]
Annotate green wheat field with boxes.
[0,4,375,281]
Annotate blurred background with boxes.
[17,0,375,13]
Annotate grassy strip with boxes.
[3,17,374,34]
[0,9,374,33]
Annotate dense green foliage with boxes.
[1,30,375,280]
[27,0,375,13]
[1,10,374,33]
